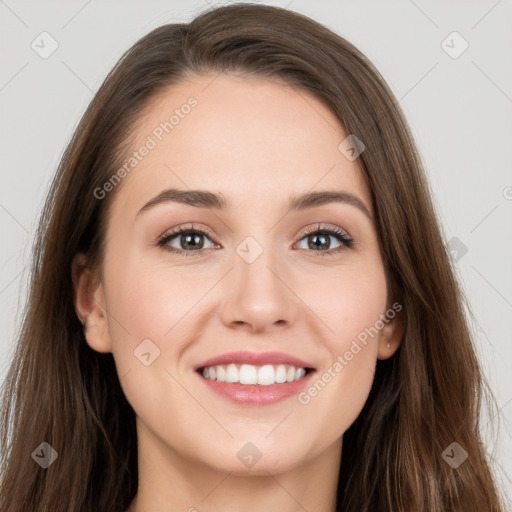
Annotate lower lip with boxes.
[196,370,316,406]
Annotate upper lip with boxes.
[194,351,316,371]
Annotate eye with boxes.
[156,222,353,257]
[156,224,217,256]
[294,223,353,256]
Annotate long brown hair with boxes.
[0,3,506,511]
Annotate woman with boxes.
[0,3,506,511]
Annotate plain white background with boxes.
[1,0,511,504]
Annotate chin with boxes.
[192,439,306,476]
[210,456,300,476]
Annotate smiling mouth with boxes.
[197,363,315,386]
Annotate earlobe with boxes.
[71,253,112,354]
[377,309,404,360]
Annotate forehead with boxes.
[110,72,371,219]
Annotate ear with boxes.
[377,306,404,360]
[71,253,112,353]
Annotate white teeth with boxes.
[216,365,226,382]
[226,363,239,383]
[258,365,275,386]
[240,364,258,384]
[200,363,310,385]
[295,368,306,380]
[275,364,287,383]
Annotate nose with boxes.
[218,245,299,334]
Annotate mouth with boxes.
[193,352,317,406]
[196,363,315,386]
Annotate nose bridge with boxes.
[237,232,287,298]
[219,232,295,331]
[238,234,282,290]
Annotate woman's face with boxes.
[74,72,402,475]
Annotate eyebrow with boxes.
[137,188,373,220]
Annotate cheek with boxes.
[297,323,378,447]
[104,247,212,343]
[101,252,207,425]
[311,353,376,445]
[298,258,388,343]
[294,260,386,437]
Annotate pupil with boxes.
[310,233,329,250]
[183,233,203,250]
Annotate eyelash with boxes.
[155,223,354,257]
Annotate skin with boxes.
[73,72,403,512]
